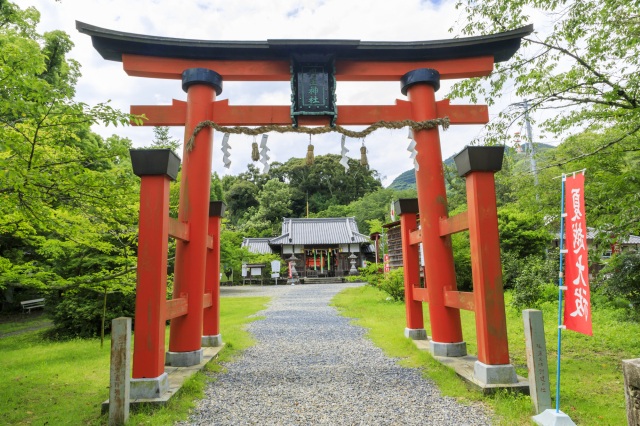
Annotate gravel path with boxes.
[183,284,492,425]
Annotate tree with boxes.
[598,251,640,317]
[497,205,552,259]
[247,179,293,236]
[265,154,382,216]
[536,129,640,243]
[150,126,181,151]
[225,180,259,224]
[450,0,639,161]
[0,2,140,338]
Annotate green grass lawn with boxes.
[0,296,268,425]
[0,312,52,336]
[332,285,639,426]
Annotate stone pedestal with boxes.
[430,340,467,357]
[130,373,169,399]
[404,328,427,340]
[474,361,517,384]
[166,349,204,367]
[202,334,223,347]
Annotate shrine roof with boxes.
[241,238,274,255]
[270,217,370,246]
[76,21,533,63]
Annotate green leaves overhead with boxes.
[450,0,640,147]
[0,1,139,294]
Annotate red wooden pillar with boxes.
[202,201,225,347]
[129,149,180,398]
[396,199,426,339]
[168,69,222,366]
[455,146,511,366]
[402,69,466,356]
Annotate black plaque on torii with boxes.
[290,54,337,127]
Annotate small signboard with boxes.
[271,260,281,277]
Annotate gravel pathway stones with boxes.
[183,284,492,425]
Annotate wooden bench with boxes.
[21,298,45,314]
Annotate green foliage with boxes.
[252,178,293,228]
[269,154,382,215]
[498,205,552,259]
[449,0,640,245]
[210,172,224,202]
[313,203,354,219]
[225,179,259,223]
[224,155,383,230]
[598,251,640,316]
[46,288,135,339]
[220,225,249,284]
[151,126,181,151]
[537,129,640,242]
[510,255,558,310]
[450,0,640,145]
[451,232,473,291]
[378,267,405,302]
[355,262,384,287]
[0,2,141,333]
[314,187,416,235]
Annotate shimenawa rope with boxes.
[185,118,450,152]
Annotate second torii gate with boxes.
[78,21,532,398]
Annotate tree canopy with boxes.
[450,0,639,158]
[0,1,140,336]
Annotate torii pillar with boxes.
[402,69,466,356]
[166,69,223,367]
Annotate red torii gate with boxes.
[78,21,532,398]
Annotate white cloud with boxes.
[23,0,530,185]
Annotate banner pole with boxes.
[556,174,567,413]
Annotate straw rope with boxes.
[185,118,450,152]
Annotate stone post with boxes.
[523,309,552,414]
[623,358,640,426]
[109,317,131,426]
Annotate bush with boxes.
[598,251,640,317]
[47,288,135,339]
[510,254,558,309]
[379,267,405,302]
[354,262,384,287]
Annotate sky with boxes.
[21,0,538,186]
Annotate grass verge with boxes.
[331,285,638,426]
[0,296,268,425]
[0,312,52,336]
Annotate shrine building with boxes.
[242,217,375,278]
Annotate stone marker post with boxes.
[109,317,131,426]
[623,358,640,426]
[523,309,552,414]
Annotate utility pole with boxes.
[523,99,539,186]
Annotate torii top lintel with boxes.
[76,21,532,82]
